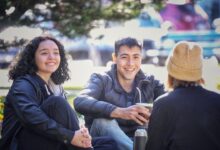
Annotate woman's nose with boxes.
[48,53,55,59]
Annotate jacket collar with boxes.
[23,74,53,97]
[107,64,150,93]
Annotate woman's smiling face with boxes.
[35,39,61,78]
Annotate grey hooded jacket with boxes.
[74,64,165,137]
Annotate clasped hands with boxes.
[71,125,92,148]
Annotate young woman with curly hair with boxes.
[0,35,117,150]
[8,35,70,84]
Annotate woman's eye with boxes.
[54,51,60,55]
[41,52,48,55]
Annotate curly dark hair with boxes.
[9,35,70,84]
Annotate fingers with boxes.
[132,114,145,125]
[127,105,151,125]
[71,128,92,148]
[81,139,92,148]
[136,112,150,125]
[118,105,151,125]
[80,126,92,142]
[136,105,150,114]
[130,110,149,125]
[80,127,92,139]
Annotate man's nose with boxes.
[127,58,134,65]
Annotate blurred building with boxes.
[160,2,210,30]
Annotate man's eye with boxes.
[121,56,127,59]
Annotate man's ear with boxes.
[112,52,116,63]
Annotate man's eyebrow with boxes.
[119,53,128,56]
[133,53,141,56]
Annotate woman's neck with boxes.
[36,72,51,84]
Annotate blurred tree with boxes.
[0,0,163,49]
[0,0,148,37]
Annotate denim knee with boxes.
[92,118,118,129]
[90,118,120,136]
[90,119,133,150]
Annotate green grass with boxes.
[66,92,84,119]
[217,83,220,90]
[64,86,83,91]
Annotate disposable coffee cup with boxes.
[136,103,153,111]
[136,103,153,128]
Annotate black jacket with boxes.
[74,64,165,137]
[146,86,220,150]
[0,74,74,150]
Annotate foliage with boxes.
[217,78,220,90]
[0,0,165,51]
[0,96,5,122]
[0,0,162,37]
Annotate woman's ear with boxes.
[112,52,116,63]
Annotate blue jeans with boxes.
[90,118,133,150]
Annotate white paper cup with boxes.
[136,103,153,111]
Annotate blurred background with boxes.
[0,0,220,94]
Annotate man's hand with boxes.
[71,126,92,148]
[110,105,151,125]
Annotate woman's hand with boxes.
[71,126,92,148]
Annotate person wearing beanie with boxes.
[145,41,220,150]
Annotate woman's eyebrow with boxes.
[38,48,59,52]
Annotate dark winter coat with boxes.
[0,74,74,150]
[146,86,220,150]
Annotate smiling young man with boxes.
[74,37,165,150]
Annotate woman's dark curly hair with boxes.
[9,35,70,84]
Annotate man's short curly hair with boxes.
[9,35,70,84]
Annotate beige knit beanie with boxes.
[166,41,203,81]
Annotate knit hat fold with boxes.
[166,41,203,81]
